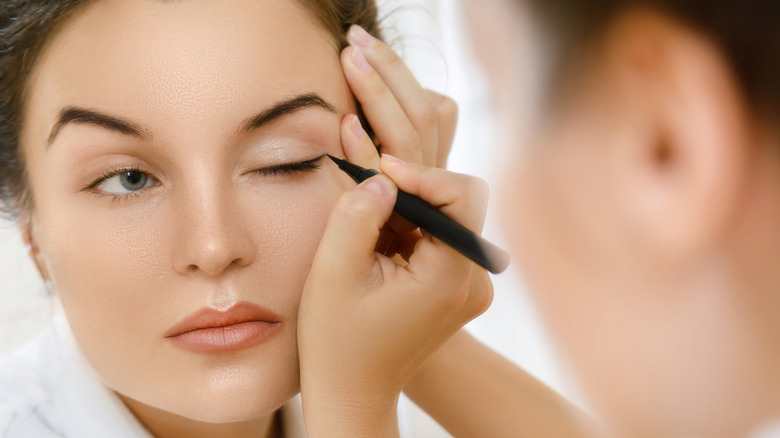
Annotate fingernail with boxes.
[351,46,372,72]
[348,24,376,48]
[351,115,366,138]
[361,177,390,196]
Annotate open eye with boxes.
[84,167,158,196]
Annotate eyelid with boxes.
[255,154,326,176]
[81,154,325,197]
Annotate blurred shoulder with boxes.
[0,325,64,437]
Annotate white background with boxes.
[0,1,579,433]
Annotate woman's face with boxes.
[21,0,354,422]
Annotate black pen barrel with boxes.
[394,190,509,274]
[335,158,510,273]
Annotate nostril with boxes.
[172,215,256,276]
[186,257,245,275]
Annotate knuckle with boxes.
[395,125,422,153]
[379,45,404,68]
[366,73,391,97]
[436,95,458,123]
[466,176,490,203]
[433,278,471,314]
[410,103,438,129]
[471,270,495,315]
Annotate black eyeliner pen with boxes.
[327,155,510,274]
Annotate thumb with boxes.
[311,174,398,281]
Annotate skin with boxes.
[297,23,591,438]
[466,1,780,437]
[298,25,498,437]
[20,0,356,436]
[18,0,499,436]
[12,0,606,436]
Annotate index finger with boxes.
[347,25,440,166]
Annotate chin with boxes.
[110,344,302,426]
[175,359,301,423]
[135,371,300,424]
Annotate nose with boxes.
[171,184,256,276]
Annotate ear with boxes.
[20,218,51,281]
[606,8,751,265]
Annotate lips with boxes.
[164,301,282,353]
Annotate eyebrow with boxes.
[48,107,147,146]
[47,92,337,148]
[237,92,336,136]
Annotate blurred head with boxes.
[468,0,780,436]
[0,0,380,431]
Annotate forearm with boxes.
[404,330,594,438]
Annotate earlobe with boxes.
[20,219,51,281]
[609,8,751,264]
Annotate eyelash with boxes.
[82,155,325,201]
[81,166,151,202]
[253,155,324,176]
[82,166,144,192]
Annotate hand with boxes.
[341,24,456,169]
[297,25,494,437]
[298,154,493,436]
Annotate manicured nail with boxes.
[351,46,372,72]
[361,177,389,196]
[351,115,366,138]
[348,24,376,48]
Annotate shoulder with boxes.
[0,403,64,438]
[0,325,59,411]
[0,326,64,437]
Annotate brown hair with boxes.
[0,0,383,220]
[525,0,780,116]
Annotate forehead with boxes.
[24,0,345,141]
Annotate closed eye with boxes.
[255,154,326,176]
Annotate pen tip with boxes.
[326,154,342,165]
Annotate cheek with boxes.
[33,191,172,356]
[247,176,348,303]
[30,154,349,334]
[31,172,350,419]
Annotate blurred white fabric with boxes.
[0,222,52,355]
[0,1,577,436]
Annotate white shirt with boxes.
[751,422,780,438]
[0,315,307,438]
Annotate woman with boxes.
[0,0,499,436]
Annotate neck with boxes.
[715,135,780,436]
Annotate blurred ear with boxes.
[606,8,751,265]
[20,218,51,281]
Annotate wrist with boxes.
[301,387,401,438]
[405,330,471,396]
